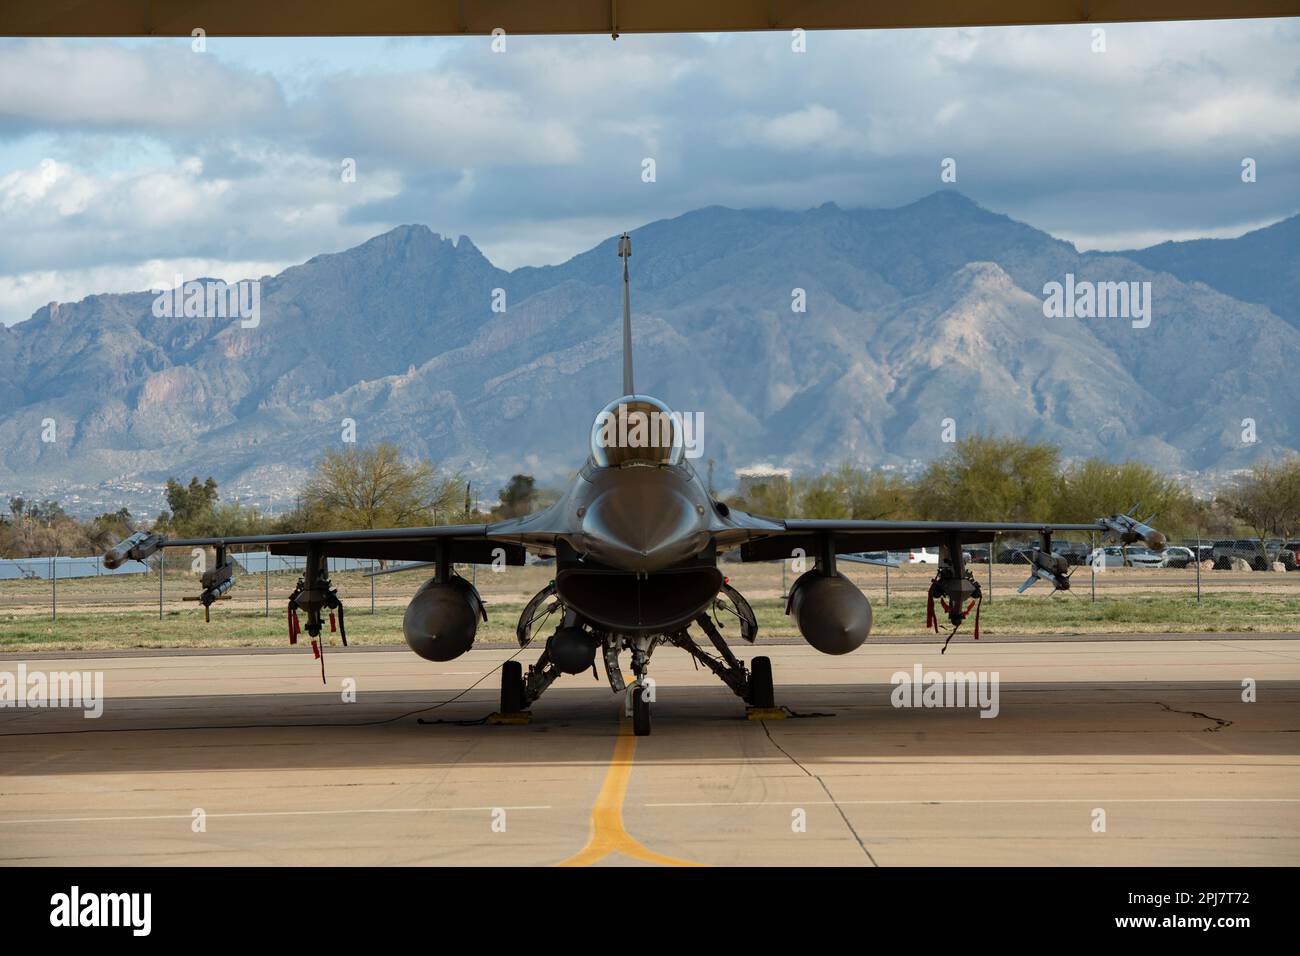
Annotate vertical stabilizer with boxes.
[618,232,634,395]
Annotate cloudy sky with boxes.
[1,19,1298,326]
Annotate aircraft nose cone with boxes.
[582,480,706,571]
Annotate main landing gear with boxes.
[497,583,771,735]
[499,660,526,715]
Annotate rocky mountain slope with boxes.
[2,192,1297,513]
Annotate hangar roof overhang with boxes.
[2,0,1298,38]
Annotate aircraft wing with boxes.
[719,512,1166,561]
[102,516,560,570]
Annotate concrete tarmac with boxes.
[1,636,1298,866]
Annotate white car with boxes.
[905,547,940,565]
[1159,546,1197,568]
[1086,546,1163,569]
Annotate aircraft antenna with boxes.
[618,232,634,394]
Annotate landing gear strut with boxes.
[502,582,773,734]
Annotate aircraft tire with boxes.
[500,660,526,713]
[749,656,775,709]
[632,684,652,736]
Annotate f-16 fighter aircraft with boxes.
[104,233,1166,735]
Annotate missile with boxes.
[840,552,902,568]
[1099,512,1166,551]
[1017,548,1071,593]
[199,561,235,607]
[103,531,162,569]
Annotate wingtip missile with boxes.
[1099,513,1165,551]
[103,531,162,569]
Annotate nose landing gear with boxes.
[495,582,774,734]
[630,682,652,736]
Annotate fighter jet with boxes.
[104,233,1166,735]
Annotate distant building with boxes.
[734,464,792,499]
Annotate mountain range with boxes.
[2,191,1298,516]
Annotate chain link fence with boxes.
[2,535,1296,641]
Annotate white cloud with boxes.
[736,105,866,154]
[0,24,1297,326]
[0,258,292,327]
[306,71,584,166]
[0,39,284,134]
[1063,215,1284,252]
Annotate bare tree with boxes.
[1217,456,1300,564]
[301,443,462,530]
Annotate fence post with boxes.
[987,533,994,604]
[264,545,270,617]
[1195,530,1202,605]
[884,561,890,608]
[51,554,57,622]
[1090,531,1096,603]
[158,554,164,620]
[371,560,376,613]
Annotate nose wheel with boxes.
[631,683,652,736]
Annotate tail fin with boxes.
[618,232,634,394]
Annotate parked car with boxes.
[1052,540,1091,565]
[998,540,1087,565]
[1160,546,1196,568]
[996,544,1031,564]
[965,546,990,564]
[1280,542,1300,570]
[1184,544,1215,564]
[1211,539,1272,571]
[1086,546,1163,568]
[905,547,940,565]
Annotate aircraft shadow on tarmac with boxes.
[2,681,1297,775]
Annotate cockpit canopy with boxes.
[589,394,685,467]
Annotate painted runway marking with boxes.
[0,805,552,825]
[644,798,1300,808]
[11,797,1291,826]
[557,721,704,867]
